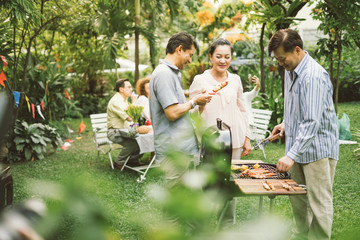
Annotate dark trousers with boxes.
[107,129,142,164]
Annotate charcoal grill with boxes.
[199,118,306,228]
[199,118,235,197]
[232,163,291,179]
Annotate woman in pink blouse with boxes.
[190,38,251,159]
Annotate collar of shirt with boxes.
[158,59,182,86]
[116,92,127,102]
[287,51,309,91]
[159,59,179,72]
[293,50,309,79]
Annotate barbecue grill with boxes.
[199,118,235,198]
[199,118,306,228]
[232,163,291,179]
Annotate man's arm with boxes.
[164,91,212,121]
[164,101,193,122]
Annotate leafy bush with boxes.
[48,120,70,139]
[75,93,112,116]
[6,120,62,162]
[313,41,360,102]
[18,60,83,122]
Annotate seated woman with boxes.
[135,77,152,134]
[135,77,150,121]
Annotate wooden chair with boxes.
[250,108,273,159]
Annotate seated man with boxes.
[107,78,143,169]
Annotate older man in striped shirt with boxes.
[268,29,339,240]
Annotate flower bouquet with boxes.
[125,103,144,137]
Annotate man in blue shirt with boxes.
[149,32,212,188]
[269,29,339,240]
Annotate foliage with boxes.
[75,94,112,117]
[48,120,70,139]
[182,61,209,89]
[232,39,283,130]
[22,60,82,121]
[6,120,62,162]
[315,0,360,50]
[313,39,360,103]
[249,0,307,31]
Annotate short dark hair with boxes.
[166,32,198,54]
[209,38,233,56]
[268,29,303,55]
[114,78,129,91]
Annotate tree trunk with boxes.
[12,25,17,90]
[134,0,140,84]
[259,23,266,94]
[334,33,342,114]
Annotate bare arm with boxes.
[164,102,193,122]
[164,90,212,121]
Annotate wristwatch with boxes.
[190,99,196,109]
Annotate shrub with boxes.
[6,120,62,162]
[48,120,70,139]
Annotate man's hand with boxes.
[272,122,285,138]
[193,89,212,106]
[276,156,294,172]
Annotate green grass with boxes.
[7,102,360,239]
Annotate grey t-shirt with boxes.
[149,59,198,162]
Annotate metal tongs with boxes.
[252,133,282,150]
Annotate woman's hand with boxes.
[248,75,260,91]
[242,137,252,156]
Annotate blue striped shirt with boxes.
[284,52,339,164]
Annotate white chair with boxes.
[250,108,273,159]
[90,113,116,169]
[90,113,158,182]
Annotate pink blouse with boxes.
[190,70,251,149]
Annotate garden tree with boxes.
[134,0,204,82]
[322,0,360,50]
[135,0,140,82]
[0,0,41,91]
[0,0,77,121]
[181,1,254,88]
[248,0,308,95]
[92,0,204,84]
[311,0,360,113]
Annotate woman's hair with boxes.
[136,77,150,97]
[268,29,303,55]
[209,38,233,56]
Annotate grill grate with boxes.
[232,163,290,179]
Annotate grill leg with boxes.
[258,196,263,215]
[216,201,230,232]
[269,195,276,213]
[233,198,236,224]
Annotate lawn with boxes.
[7,102,360,239]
